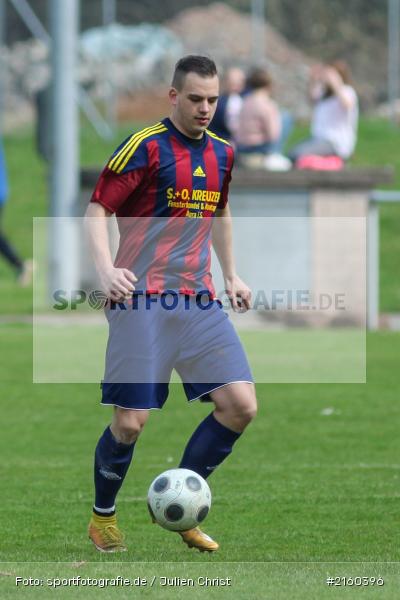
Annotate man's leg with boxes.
[179,383,257,478]
[0,230,23,272]
[178,383,257,551]
[0,207,23,274]
[89,407,149,552]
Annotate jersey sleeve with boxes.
[90,136,149,214]
[218,146,235,210]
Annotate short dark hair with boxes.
[246,68,272,91]
[171,55,218,90]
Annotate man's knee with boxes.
[235,387,257,426]
[111,408,149,444]
[212,383,257,430]
[241,397,258,425]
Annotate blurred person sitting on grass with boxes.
[0,140,33,286]
[208,66,246,142]
[288,60,358,165]
[235,67,292,171]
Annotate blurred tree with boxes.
[3,0,387,46]
[3,0,387,105]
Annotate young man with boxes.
[85,55,257,553]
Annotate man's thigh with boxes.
[176,300,253,399]
[103,301,179,384]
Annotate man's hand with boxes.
[100,267,137,303]
[225,275,252,312]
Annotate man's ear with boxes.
[169,87,178,106]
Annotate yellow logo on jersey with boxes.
[193,165,206,177]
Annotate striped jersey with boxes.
[90,118,235,296]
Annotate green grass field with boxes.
[0,325,399,597]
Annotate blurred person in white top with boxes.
[289,60,358,162]
[224,67,246,138]
[208,67,245,142]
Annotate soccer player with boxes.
[85,55,257,553]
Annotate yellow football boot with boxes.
[147,503,218,552]
[179,527,219,552]
[88,513,127,553]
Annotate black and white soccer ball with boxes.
[147,468,212,531]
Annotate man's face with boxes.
[225,68,245,94]
[169,72,219,138]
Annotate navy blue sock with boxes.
[179,413,242,479]
[94,426,136,513]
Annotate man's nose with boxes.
[199,100,209,113]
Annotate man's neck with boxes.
[169,115,204,140]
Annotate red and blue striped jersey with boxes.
[90,118,234,296]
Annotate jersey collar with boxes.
[162,118,208,149]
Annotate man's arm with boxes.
[84,202,137,302]
[212,204,251,311]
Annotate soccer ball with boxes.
[147,468,212,531]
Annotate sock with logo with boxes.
[93,426,136,515]
[179,412,242,479]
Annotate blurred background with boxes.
[1,0,398,125]
[0,0,399,323]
